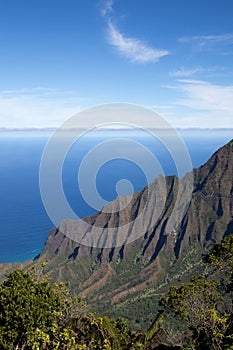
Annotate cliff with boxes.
[32,139,233,328]
[1,139,232,329]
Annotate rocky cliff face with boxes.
[33,140,233,327]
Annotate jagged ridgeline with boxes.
[2,139,233,329]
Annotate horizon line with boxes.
[0,127,233,131]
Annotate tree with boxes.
[159,234,233,349]
[0,267,85,349]
[0,266,145,349]
[203,233,233,293]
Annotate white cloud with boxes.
[179,33,233,52]
[170,66,203,77]
[0,88,85,128]
[107,21,169,63]
[101,1,169,64]
[175,79,233,112]
[164,79,233,128]
[170,66,227,79]
[179,33,233,44]
[101,0,114,17]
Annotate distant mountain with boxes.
[3,139,233,329]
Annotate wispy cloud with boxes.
[0,88,85,128]
[164,79,233,128]
[107,21,169,63]
[101,0,169,64]
[173,79,233,112]
[101,0,114,17]
[179,33,233,44]
[179,33,233,52]
[170,66,203,77]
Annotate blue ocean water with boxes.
[0,129,232,263]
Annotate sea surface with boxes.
[0,128,232,263]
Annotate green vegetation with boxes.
[0,265,145,349]
[159,234,233,349]
[86,241,206,330]
[0,234,232,349]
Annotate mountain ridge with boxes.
[31,139,233,328]
[1,139,233,329]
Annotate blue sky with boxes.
[0,0,233,128]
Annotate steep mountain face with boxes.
[25,140,233,328]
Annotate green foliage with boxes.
[0,266,85,349]
[204,233,233,267]
[67,314,146,349]
[0,266,146,349]
[1,234,233,349]
[145,311,166,342]
[160,276,227,348]
[203,233,233,292]
[158,233,233,349]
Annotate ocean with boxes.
[0,128,232,263]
